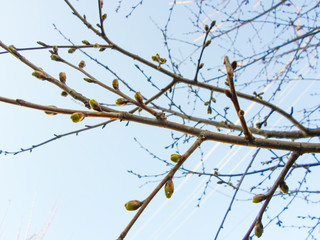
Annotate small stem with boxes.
[117,135,206,239]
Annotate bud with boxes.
[165,179,174,199]
[99,47,106,52]
[52,45,58,53]
[112,79,119,90]
[255,221,264,238]
[253,194,267,203]
[61,91,68,97]
[99,0,103,8]
[207,106,212,114]
[199,63,204,69]
[82,40,90,45]
[231,61,237,70]
[89,99,102,112]
[44,105,58,115]
[51,54,62,61]
[124,200,142,211]
[37,41,47,47]
[279,181,289,194]
[59,72,66,83]
[210,20,216,28]
[68,48,76,54]
[102,13,107,21]
[204,25,209,32]
[70,112,86,123]
[32,71,47,80]
[8,45,17,54]
[134,92,143,104]
[78,60,86,68]
[170,154,181,163]
[93,43,100,48]
[83,77,94,83]
[204,40,212,47]
[116,98,128,106]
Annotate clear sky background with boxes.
[0,1,319,240]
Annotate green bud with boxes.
[134,92,143,104]
[99,47,106,52]
[124,200,142,211]
[279,181,289,194]
[207,106,212,114]
[32,71,47,80]
[70,112,86,123]
[89,99,102,112]
[252,194,267,203]
[159,58,167,64]
[170,154,181,163]
[68,48,76,54]
[78,60,86,68]
[255,221,264,238]
[116,98,128,106]
[51,54,62,61]
[37,41,47,47]
[82,40,90,45]
[93,43,100,48]
[102,13,107,21]
[8,45,17,54]
[165,179,174,199]
[199,63,204,69]
[112,79,119,90]
[59,72,66,83]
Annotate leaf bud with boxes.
[93,43,100,48]
[89,99,102,112]
[37,41,47,47]
[70,112,86,123]
[112,79,119,90]
[204,40,212,47]
[32,71,47,80]
[83,77,94,83]
[116,98,128,106]
[8,45,17,54]
[134,92,143,104]
[255,221,264,238]
[59,72,66,83]
[44,105,58,115]
[124,200,142,211]
[204,25,209,32]
[207,106,212,114]
[210,20,216,28]
[61,91,68,97]
[68,48,76,54]
[99,47,106,52]
[279,181,289,194]
[170,154,181,163]
[199,63,204,69]
[252,194,267,203]
[102,13,107,21]
[82,40,90,45]
[51,54,62,61]
[78,60,86,68]
[231,60,237,70]
[165,179,174,199]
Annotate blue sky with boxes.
[0,1,319,240]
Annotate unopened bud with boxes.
[78,60,86,68]
[210,20,216,28]
[253,194,267,203]
[204,40,212,47]
[255,221,264,238]
[124,200,142,211]
[116,98,128,106]
[165,179,174,199]
[83,78,94,83]
[59,72,66,83]
[32,71,47,80]
[82,40,90,45]
[93,43,100,48]
[279,181,289,194]
[61,91,68,97]
[37,41,47,47]
[199,63,204,69]
[89,99,102,112]
[112,79,119,90]
[231,61,237,70]
[102,13,107,21]
[170,154,181,163]
[51,54,62,61]
[204,25,209,32]
[68,48,76,54]
[70,112,86,123]
[44,105,58,115]
[135,92,143,104]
